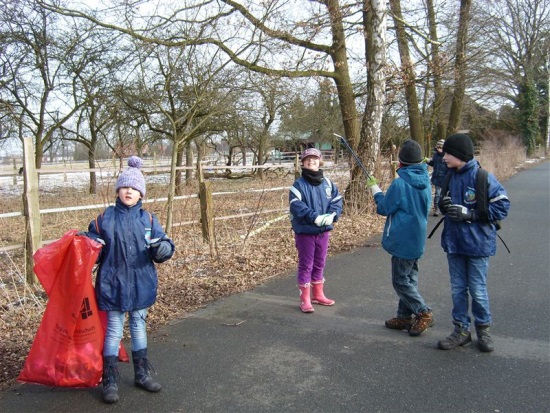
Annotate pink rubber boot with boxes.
[299,284,314,313]
[311,280,335,306]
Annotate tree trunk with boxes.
[185,140,193,183]
[347,0,387,209]
[447,0,472,135]
[88,146,97,195]
[175,140,185,196]
[389,0,425,148]
[426,0,446,145]
[326,0,361,205]
[326,0,361,152]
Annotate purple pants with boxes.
[295,232,330,285]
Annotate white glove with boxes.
[314,214,327,227]
[323,212,336,226]
[314,213,336,227]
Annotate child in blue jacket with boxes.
[82,156,175,403]
[437,134,510,353]
[289,148,343,313]
[367,140,434,336]
[427,139,448,216]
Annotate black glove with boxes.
[76,231,88,237]
[151,240,172,262]
[446,205,474,222]
[441,196,452,213]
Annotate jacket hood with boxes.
[397,163,430,190]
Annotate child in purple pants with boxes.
[289,148,343,313]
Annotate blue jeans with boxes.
[447,254,491,330]
[295,232,330,285]
[391,256,430,318]
[103,309,148,356]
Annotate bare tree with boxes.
[473,0,550,154]
[57,21,126,194]
[446,0,472,135]
[389,0,425,147]
[0,0,84,168]
[425,0,447,144]
[36,1,373,201]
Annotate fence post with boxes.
[22,137,41,284]
[197,163,216,257]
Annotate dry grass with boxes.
[0,137,542,392]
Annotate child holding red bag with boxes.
[81,156,175,403]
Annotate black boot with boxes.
[476,324,495,352]
[102,355,119,404]
[133,348,162,392]
[437,324,472,350]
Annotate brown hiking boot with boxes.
[409,311,434,336]
[385,317,413,331]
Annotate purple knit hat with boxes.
[115,156,146,197]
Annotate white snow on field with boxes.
[0,171,173,200]
[1,173,88,198]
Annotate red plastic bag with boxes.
[18,230,105,387]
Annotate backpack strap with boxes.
[94,212,104,233]
[427,217,444,239]
[428,172,452,238]
[441,171,452,198]
[476,168,490,223]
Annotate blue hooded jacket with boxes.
[373,163,431,260]
[439,159,510,257]
[87,198,175,312]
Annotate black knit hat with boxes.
[443,133,474,162]
[398,140,423,165]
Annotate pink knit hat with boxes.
[300,148,322,161]
[115,156,146,197]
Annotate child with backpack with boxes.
[80,156,175,403]
[437,133,510,352]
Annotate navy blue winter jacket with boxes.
[427,149,448,187]
[289,176,343,235]
[373,163,431,260]
[438,159,510,257]
[87,198,175,312]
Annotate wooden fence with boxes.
[0,139,350,282]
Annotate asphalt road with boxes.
[1,161,549,413]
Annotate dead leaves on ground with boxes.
[0,213,383,392]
